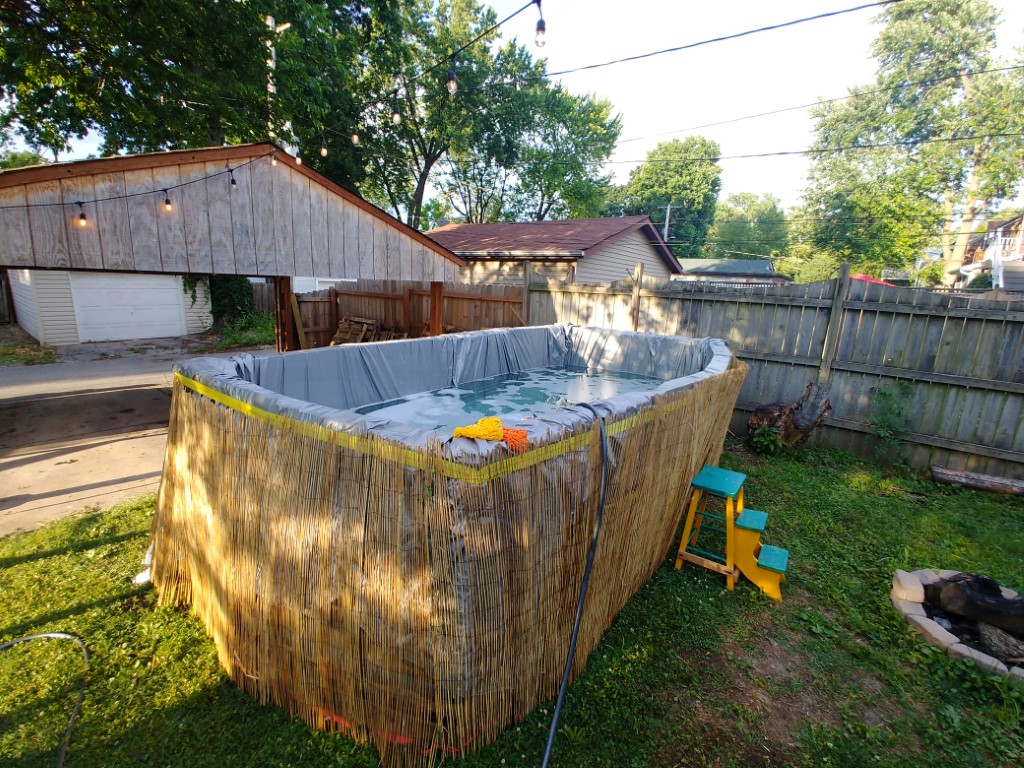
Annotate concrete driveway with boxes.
[0,337,270,537]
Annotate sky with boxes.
[487,0,1024,209]
[43,0,1024,212]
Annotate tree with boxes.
[359,0,543,229]
[437,85,621,223]
[705,193,788,259]
[0,147,47,169]
[610,137,722,258]
[0,0,387,186]
[511,87,620,221]
[803,0,1024,283]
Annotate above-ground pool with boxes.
[152,324,746,766]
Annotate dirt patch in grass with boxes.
[716,621,839,753]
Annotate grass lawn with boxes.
[1,446,1022,767]
[0,325,56,366]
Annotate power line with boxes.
[617,64,1024,145]
[598,132,1024,165]
[546,0,908,77]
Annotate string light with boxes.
[162,190,172,211]
[229,169,237,188]
[534,0,545,47]
[320,139,328,157]
[271,151,278,167]
[447,57,458,95]
[295,154,302,165]
[76,202,87,227]
[351,129,360,145]
[391,102,402,125]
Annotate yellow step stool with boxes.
[674,466,788,601]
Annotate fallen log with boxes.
[930,466,1024,496]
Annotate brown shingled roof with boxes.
[426,216,680,274]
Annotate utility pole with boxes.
[663,202,672,241]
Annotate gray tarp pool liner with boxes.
[175,323,732,453]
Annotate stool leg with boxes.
[675,490,702,570]
[725,496,736,590]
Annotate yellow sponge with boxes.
[453,416,504,442]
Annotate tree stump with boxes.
[747,382,831,449]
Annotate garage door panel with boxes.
[70,272,186,342]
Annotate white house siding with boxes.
[9,269,41,342]
[575,229,673,284]
[183,278,213,334]
[459,260,573,285]
[34,271,79,345]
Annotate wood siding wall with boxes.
[0,154,458,281]
[529,273,1024,478]
[576,228,673,283]
[459,260,572,286]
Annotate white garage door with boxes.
[70,273,187,342]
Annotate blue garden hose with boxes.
[541,403,609,768]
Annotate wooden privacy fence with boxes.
[528,266,1024,479]
[291,280,526,348]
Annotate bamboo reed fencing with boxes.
[151,356,746,766]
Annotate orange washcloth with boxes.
[502,427,529,453]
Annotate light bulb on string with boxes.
[77,202,87,227]
[271,151,278,167]
[351,129,360,146]
[447,57,457,95]
[295,154,302,166]
[391,103,401,125]
[229,169,237,189]
[320,140,328,157]
[163,190,172,211]
[534,0,545,47]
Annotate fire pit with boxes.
[892,569,1024,683]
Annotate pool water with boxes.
[355,365,665,432]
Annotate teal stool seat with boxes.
[691,465,746,499]
[736,509,768,533]
[757,545,790,574]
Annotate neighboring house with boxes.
[0,142,462,344]
[959,213,1024,288]
[672,259,791,286]
[425,215,681,285]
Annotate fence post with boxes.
[521,262,532,327]
[274,275,295,352]
[402,286,412,333]
[429,281,444,336]
[630,261,644,332]
[817,262,851,385]
[328,286,338,335]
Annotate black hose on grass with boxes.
[0,633,89,768]
[541,403,609,768]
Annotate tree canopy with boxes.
[704,193,788,259]
[604,137,722,258]
[1,0,622,230]
[801,0,1024,281]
